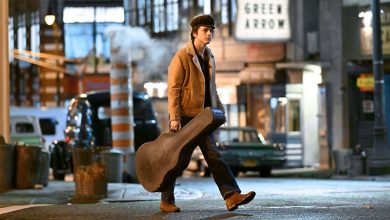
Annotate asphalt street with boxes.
[1,175,390,219]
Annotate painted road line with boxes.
[0,204,52,215]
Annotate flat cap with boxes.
[190,15,215,29]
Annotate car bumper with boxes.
[226,156,287,169]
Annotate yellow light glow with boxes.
[45,15,55,25]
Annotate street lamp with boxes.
[45,1,56,25]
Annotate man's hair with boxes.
[190,14,215,41]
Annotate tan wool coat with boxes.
[167,42,224,121]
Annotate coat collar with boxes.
[185,42,214,59]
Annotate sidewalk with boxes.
[0,177,206,207]
[272,167,333,178]
[0,181,159,206]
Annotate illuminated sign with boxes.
[356,73,374,92]
[235,0,291,41]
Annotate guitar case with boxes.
[135,107,225,192]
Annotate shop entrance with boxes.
[348,71,390,156]
[239,63,325,168]
[240,84,304,168]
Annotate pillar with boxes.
[106,27,135,178]
[0,0,10,141]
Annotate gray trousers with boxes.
[161,116,240,203]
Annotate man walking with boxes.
[161,14,256,213]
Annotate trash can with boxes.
[348,145,367,176]
[333,149,352,175]
[72,147,94,170]
[0,144,16,190]
[38,150,51,187]
[348,155,365,176]
[15,145,42,189]
[101,149,123,183]
[72,147,107,201]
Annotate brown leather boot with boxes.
[160,201,181,213]
[225,191,256,211]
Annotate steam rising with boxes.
[105,26,178,82]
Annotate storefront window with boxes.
[288,99,300,132]
[271,97,287,133]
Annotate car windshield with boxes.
[215,129,260,143]
[15,123,35,133]
[96,98,155,121]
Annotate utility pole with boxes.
[369,0,390,174]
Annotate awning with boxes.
[239,65,275,83]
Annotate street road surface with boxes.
[0,177,390,219]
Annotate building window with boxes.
[203,0,211,14]
[182,0,189,9]
[96,7,124,23]
[64,7,124,23]
[221,0,236,23]
[138,0,146,25]
[137,0,152,26]
[63,7,124,61]
[221,0,228,24]
[153,0,179,33]
[153,0,165,33]
[63,7,95,23]
[64,23,94,58]
[167,0,179,31]
[30,11,40,53]
[180,0,191,28]
[17,14,26,51]
[9,17,14,62]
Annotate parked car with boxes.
[51,90,161,180]
[10,115,45,148]
[189,127,286,177]
[10,107,67,151]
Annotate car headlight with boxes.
[272,143,285,151]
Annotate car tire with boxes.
[259,166,272,177]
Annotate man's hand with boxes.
[170,120,181,132]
